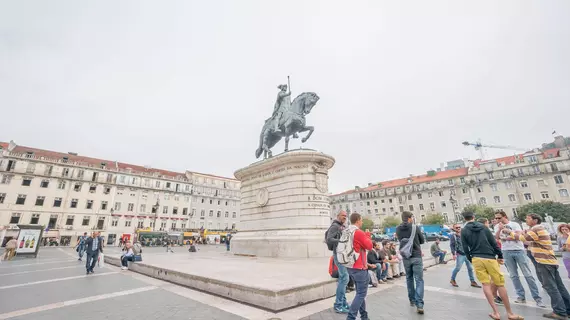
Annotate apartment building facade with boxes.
[0,141,240,245]
[330,148,570,227]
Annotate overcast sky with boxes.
[1,1,569,194]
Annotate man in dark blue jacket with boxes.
[450,223,481,288]
[85,232,103,275]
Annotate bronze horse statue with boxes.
[255,92,320,159]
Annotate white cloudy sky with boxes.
[1,1,569,194]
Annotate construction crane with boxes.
[462,140,529,160]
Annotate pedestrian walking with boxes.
[226,233,232,252]
[325,210,350,314]
[85,232,103,275]
[494,210,545,308]
[339,213,373,320]
[396,211,426,315]
[461,210,523,320]
[556,224,570,279]
[75,232,87,261]
[521,214,570,319]
[450,224,481,288]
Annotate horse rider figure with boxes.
[272,84,291,134]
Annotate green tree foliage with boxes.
[382,216,401,229]
[362,218,374,231]
[462,204,496,221]
[422,213,445,225]
[516,201,570,222]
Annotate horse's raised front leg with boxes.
[300,126,314,143]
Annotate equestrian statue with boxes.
[255,77,320,159]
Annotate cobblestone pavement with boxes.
[2,244,565,320]
[0,247,246,320]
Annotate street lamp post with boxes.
[152,200,160,231]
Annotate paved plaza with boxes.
[0,244,567,319]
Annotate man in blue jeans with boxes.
[396,211,426,315]
[449,224,481,288]
[326,211,350,314]
[494,210,546,308]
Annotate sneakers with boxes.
[417,307,424,314]
[536,300,547,308]
[450,280,459,287]
[494,297,503,305]
[121,266,128,270]
[334,306,349,314]
[470,281,482,288]
[542,312,566,319]
[514,297,526,304]
[400,272,405,276]
[410,301,416,307]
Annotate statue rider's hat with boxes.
[277,84,287,90]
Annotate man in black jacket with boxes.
[396,211,426,315]
[325,210,350,314]
[461,211,522,320]
[85,232,103,275]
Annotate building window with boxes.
[201,210,205,217]
[191,208,196,217]
[163,206,168,214]
[182,208,188,215]
[70,198,78,208]
[554,175,564,184]
[419,203,424,211]
[125,219,132,227]
[508,194,516,202]
[417,194,423,200]
[490,183,498,191]
[66,215,74,225]
[26,163,35,173]
[101,201,108,210]
[0,193,5,204]
[10,213,21,224]
[174,195,179,201]
[173,207,178,215]
[537,179,546,187]
[493,196,501,204]
[140,204,146,212]
[35,196,45,206]
[476,186,483,193]
[524,193,532,201]
[77,170,84,179]
[82,216,90,226]
[438,191,444,197]
[479,197,487,205]
[216,211,221,217]
[86,200,94,209]
[16,194,26,205]
[429,202,435,210]
[89,185,97,193]
[209,210,214,217]
[232,212,237,218]
[505,181,513,189]
[448,179,454,186]
[58,180,66,189]
[40,179,49,188]
[171,222,177,230]
[114,202,121,211]
[74,183,82,192]
[488,172,494,180]
[1,174,13,184]
[464,198,472,206]
[111,219,118,227]
[440,201,447,208]
[520,181,528,188]
[541,192,550,199]
[22,177,32,186]
[405,195,411,201]
[128,203,134,212]
[137,221,144,228]
[560,189,569,198]
[461,188,467,194]
[164,194,170,200]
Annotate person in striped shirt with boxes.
[521,213,570,319]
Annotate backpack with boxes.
[336,226,358,266]
[324,224,335,251]
[79,236,86,245]
[399,224,417,259]
[132,242,142,255]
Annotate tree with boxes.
[516,201,570,222]
[422,213,445,225]
[362,218,374,231]
[382,216,400,229]
[462,204,495,221]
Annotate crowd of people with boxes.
[326,208,570,320]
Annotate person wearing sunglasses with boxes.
[450,224,481,288]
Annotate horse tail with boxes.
[255,126,266,159]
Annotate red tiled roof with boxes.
[332,168,468,196]
[543,148,560,159]
[1,141,236,181]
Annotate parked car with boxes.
[372,233,390,242]
[425,232,449,242]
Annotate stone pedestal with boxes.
[232,150,335,258]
